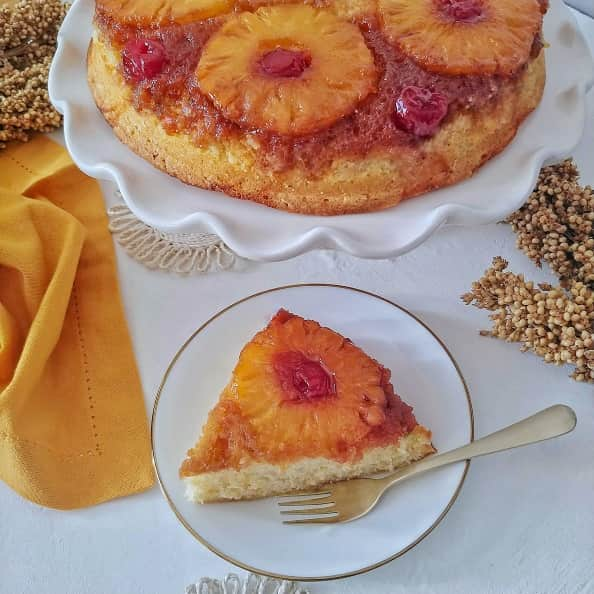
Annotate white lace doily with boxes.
[107,203,237,274]
[186,573,310,594]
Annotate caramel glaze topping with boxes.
[95,11,541,173]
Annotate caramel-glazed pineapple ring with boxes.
[196,4,378,136]
[96,0,233,25]
[379,0,543,76]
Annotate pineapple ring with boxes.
[230,314,406,462]
[196,5,378,136]
[96,0,233,25]
[379,0,543,76]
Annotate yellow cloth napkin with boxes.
[0,136,154,509]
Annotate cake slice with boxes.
[180,309,435,502]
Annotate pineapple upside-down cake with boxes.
[88,0,548,214]
[179,310,434,502]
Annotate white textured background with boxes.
[1,11,593,594]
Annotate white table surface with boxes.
[2,12,593,594]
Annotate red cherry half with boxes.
[436,0,484,23]
[274,351,335,401]
[394,85,449,137]
[122,38,167,82]
[259,48,311,78]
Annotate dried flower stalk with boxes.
[506,160,594,289]
[462,257,593,382]
[464,160,594,383]
[0,0,69,148]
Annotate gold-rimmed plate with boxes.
[152,284,474,581]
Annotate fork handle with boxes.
[384,404,577,487]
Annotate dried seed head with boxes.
[462,257,594,383]
[0,0,69,148]
[466,161,594,383]
[506,160,594,290]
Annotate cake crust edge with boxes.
[183,425,435,503]
[87,31,545,215]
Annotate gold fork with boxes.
[278,404,576,524]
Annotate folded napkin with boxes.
[0,136,154,509]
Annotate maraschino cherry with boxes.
[259,48,311,78]
[122,38,167,82]
[394,85,448,137]
[274,351,335,401]
[436,0,484,23]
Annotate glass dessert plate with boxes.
[49,0,593,261]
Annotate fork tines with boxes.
[278,492,339,524]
